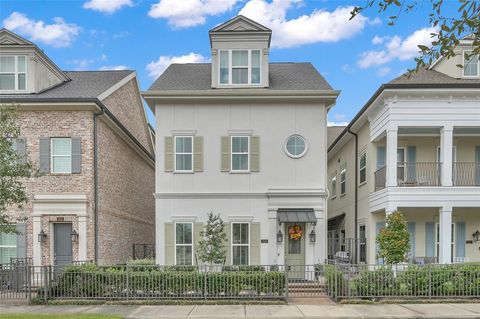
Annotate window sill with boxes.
[173,171,194,174]
[358,181,367,188]
[340,193,346,197]
[331,196,336,200]
[49,173,73,176]
[230,171,251,174]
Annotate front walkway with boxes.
[1,303,480,318]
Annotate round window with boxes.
[285,135,307,158]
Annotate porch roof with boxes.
[277,209,316,223]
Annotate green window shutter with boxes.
[250,136,260,172]
[164,222,174,265]
[193,137,203,172]
[39,137,50,173]
[164,136,174,172]
[221,136,230,172]
[250,222,261,265]
[425,222,435,257]
[194,222,203,264]
[71,137,82,173]
[456,222,466,258]
[224,222,231,265]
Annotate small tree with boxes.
[377,211,410,264]
[196,212,228,265]
[0,104,35,234]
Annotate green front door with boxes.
[285,223,305,279]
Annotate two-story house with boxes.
[143,16,339,268]
[0,29,155,266]
[327,39,480,264]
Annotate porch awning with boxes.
[277,208,316,223]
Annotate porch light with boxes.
[277,230,283,243]
[473,230,480,242]
[71,229,79,242]
[309,229,316,243]
[38,230,47,243]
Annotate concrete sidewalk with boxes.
[1,303,480,318]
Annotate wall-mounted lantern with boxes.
[38,230,47,243]
[473,230,480,242]
[309,229,316,243]
[277,230,283,243]
[71,229,79,242]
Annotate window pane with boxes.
[464,52,479,76]
[176,137,192,153]
[251,50,260,84]
[239,137,248,152]
[360,169,366,183]
[233,246,248,265]
[176,154,192,171]
[232,50,248,66]
[176,137,184,152]
[232,136,248,153]
[232,68,248,84]
[17,56,26,72]
[0,56,15,72]
[232,137,241,153]
[360,154,366,168]
[397,149,405,163]
[288,236,301,254]
[0,74,15,90]
[52,157,71,173]
[18,74,26,90]
[220,51,229,68]
[220,51,229,84]
[176,223,184,244]
[232,154,248,170]
[176,246,192,265]
[52,139,71,156]
[240,223,248,244]
[286,135,305,156]
[0,232,17,246]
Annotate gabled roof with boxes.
[147,62,333,91]
[388,68,480,86]
[327,126,347,148]
[209,15,271,32]
[0,28,34,45]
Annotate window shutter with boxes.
[16,223,27,259]
[250,136,260,172]
[164,222,174,265]
[456,222,466,258]
[164,137,174,172]
[425,222,435,257]
[407,146,416,182]
[71,137,82,173]
[375,221,385,264]
[194,222,204,265]
[224,222,231,265]
[221,136,230,172]
[193,136,204,172]
[407,222,415,261]
[15,138,27,164]
[39,137,50,173]
[250,222,261,265]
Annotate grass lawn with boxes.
[0,315,122,319]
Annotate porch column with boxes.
[78,216,87,261]
[439,206,452,264]
[386,128,398,187]
[440,125,453,186]
[32,216,42,266]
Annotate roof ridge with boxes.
[64,70,134,73]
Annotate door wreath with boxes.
[288,225,303,240]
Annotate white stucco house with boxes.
[143,16,339,267]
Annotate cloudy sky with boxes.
[1,0,451,126]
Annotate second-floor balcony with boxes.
[375,162,480,190]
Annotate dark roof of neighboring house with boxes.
[148,63,333,91]
[388,68,480,85]
[327,126,347,148]
[0,70,134,100]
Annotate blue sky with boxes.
[0,0,454,126]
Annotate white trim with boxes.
[435,222,456,262]
[231,222,250,265]
[462,50,479,78]
[231,135,250,172]
[174,221,194,266]
[284,134,308,158]
[227,129,252,135]
[0,55,27,92]
[330,175,337,199]
[218,49,262,86]
[174,136,193,173]
[171,215,197,222]
[228,215,254,222]
[154,189,327,199]
[50,138,72,174]
[171,130,197,135]
[340,168,346,196]
[359,152,367,185]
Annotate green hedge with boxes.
[48,264,285,299]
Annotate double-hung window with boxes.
[175,222,193,265]
[359,153,367,185]
[0,56,26,91]
[51,138,72,174]
[0,231,17,264]
[340,169,346,196]
[175,136,193,172]
[218,50,261,85]
[464,51,479,77]
[331,175,337,199]
[231,136,249,172]
[232,223,249,265]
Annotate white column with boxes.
[439,207,452,264]
[268,211,277,264]
[440,125,453,186]
[32,216,42,266]
[78,216,87,261]
[386,128,398,187]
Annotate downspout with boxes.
[347,128,358,263]
[93,107,105,263]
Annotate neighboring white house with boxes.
[327,39,480,265]
[143,16,339,267]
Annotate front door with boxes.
[285,222,305,279]
[54,223,73,266]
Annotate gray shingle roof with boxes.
[0,70,133,100]
[148,63,333,91]
[388,68,480,85]
[327,126,347,148]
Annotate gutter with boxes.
[347,127,358,263]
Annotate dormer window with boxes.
[0,56,27,91]
[463,51,479,77]
[219,49,261,85]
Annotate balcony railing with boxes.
[397,162,441,187]
[374,166,386,191]
[453,162,480,186]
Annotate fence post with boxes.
[126,264,130,301]
[204,265,207,301]
[43,266,49,303]
[334,263,338,302]
[348,265,351,300]
[428,264,432,299]
[26,265,31,303]
[284,265,289,300]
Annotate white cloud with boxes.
[371,35,385,45]
[148,0,238,28]
[100,65,129,70]
[358,27,437,69]
[83,0,133,13]
[239,0,371,48]
[377,66,391,77]
[328,121,349,127]
[70,58,96,70]
[3,12,80,48]
[146,52,208,78]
